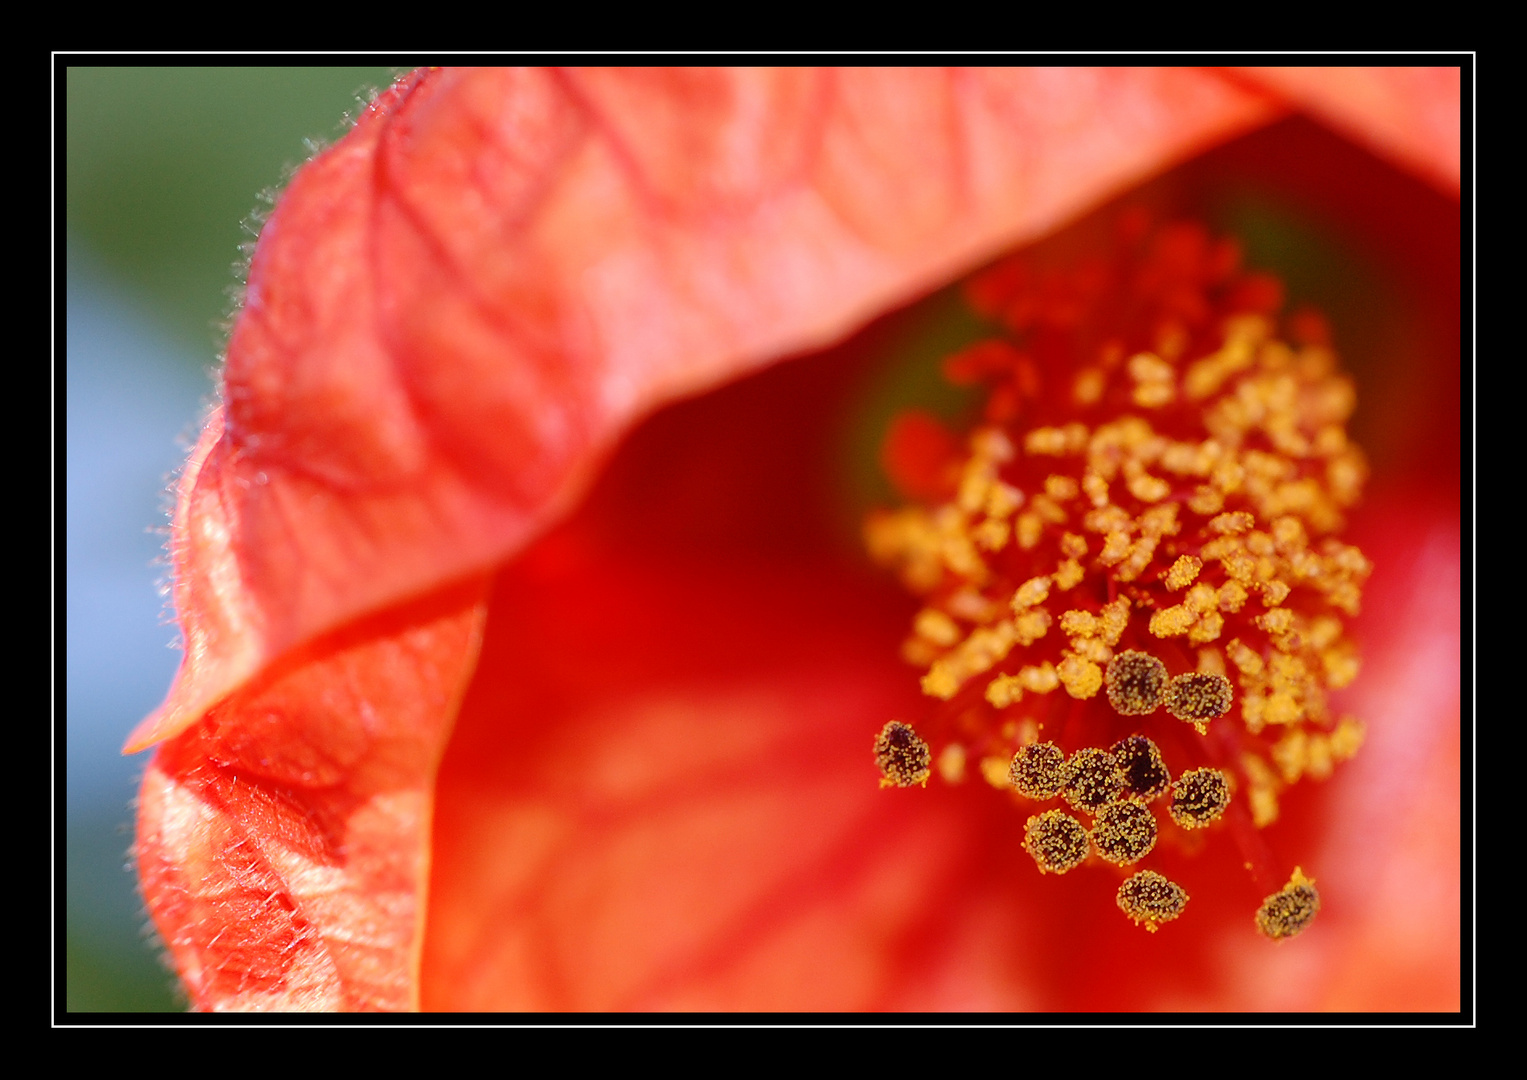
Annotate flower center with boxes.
[865,216,1370,939]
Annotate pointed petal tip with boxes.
[123,701,185,755]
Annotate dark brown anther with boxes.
[1169,767,1231,829]
[1009,741,1071,800]
[1117,870,1189,931]
[874,721,931,788]
[1091,800,1158,865]
[1256,867,1321,940]
[1165,672,1233,723]
[1109,734,1171,801]
[1062,747,1125,813]
[1023,810,1090,874]
[1105,650,1168,716]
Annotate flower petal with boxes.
[1235,66,1463,194]
[131,67,1462,1012]
[127,67,1283,752]
[136,554,488,1010]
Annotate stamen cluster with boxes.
[868,220,1362,938]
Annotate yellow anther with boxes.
[1044,474,1080,501]
[1322,647,1360,689]
[1057,653,1103,699]
[913,608,961,647]
[1256,608,1295,637]
[1260,579,1291,607]
[985,481,1023,519]
[1098,531,1132,565]
[1011,575,1052,611]
[1195,645,1227,678]
[1017,663,1059,693]
[1271,515,1307,550]
[957,467,992,515]
[936,743,966,784]
[1128,351,1177,409]
[971,518,1010,551]
[1053,559,1085,591]
[1098,597,1131,645]
[1060,609,1098,637]
[1217,580,1249,613]
[985,673,1022,708]
[946,588,998,623]
[979,755,1012,790]
[1208,511,1256,535]
[1188,610,1224,645]
[1011,608,1053,646]
[1014,512,1044,550]
[1071,636,1111,663]
[1074,367,1106,405]
[1241,752,1281,827]
[1149,604,1195,639]
[1114,536,1159,582]
[1126,470,1172,503]
[1185,582,1218,614]
[920,666,960,700]
[1084,505,1133,534]
[971,427,1015,463]
[1081,470,1109,507]
[1188,485,1225,515]
[1330,717,1365,759]
[1163,554,1203,591]
[1137,503,1181,537]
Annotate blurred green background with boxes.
[65,66,400,1013]
[67,67,402,365]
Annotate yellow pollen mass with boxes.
[866,220,1371,941]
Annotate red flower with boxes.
[128,68,1461,1011]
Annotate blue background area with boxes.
[64,67,399,1012]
